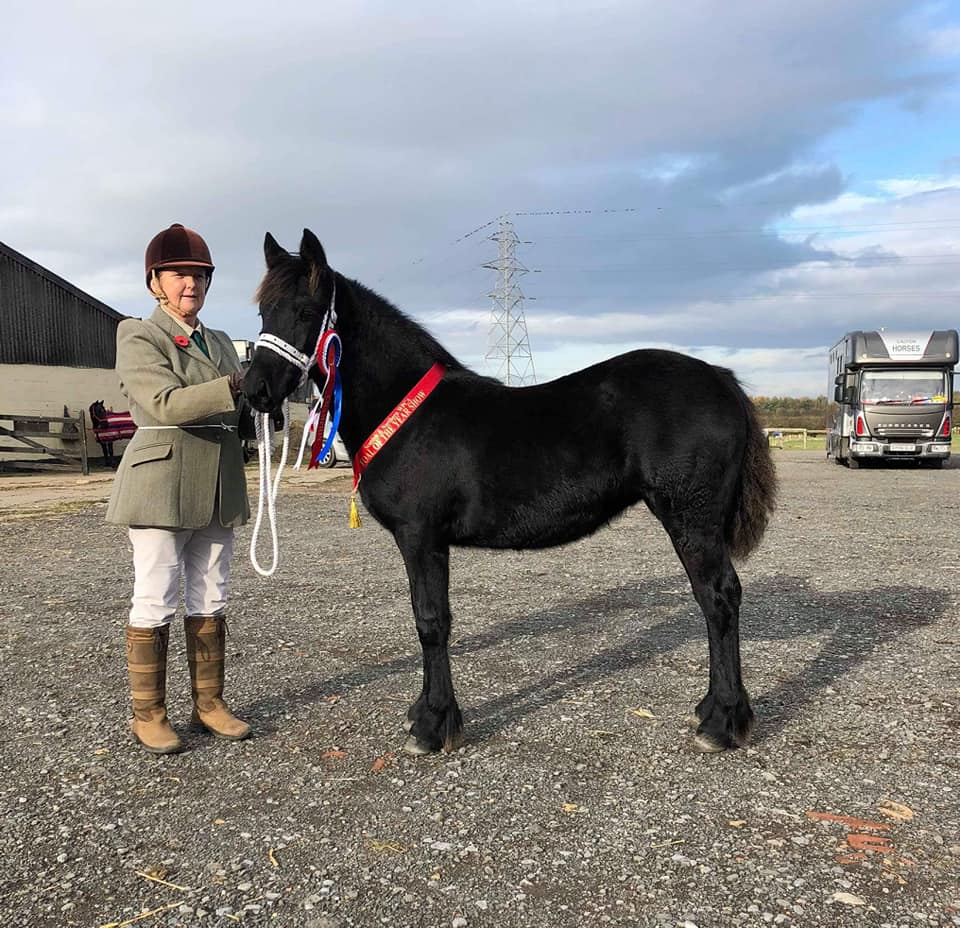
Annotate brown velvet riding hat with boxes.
[145,223,215,289]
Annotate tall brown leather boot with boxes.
[185,615,251,740]
[126,625,183,754]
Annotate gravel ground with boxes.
[1,451,958,928]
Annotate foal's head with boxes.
[245,229,335,413]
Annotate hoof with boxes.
[692,712,754,752]
[402,698,463,754]
[691,691,754,750]
[693,731,727,753]
[402,734,435,756]
[402,725,462,754]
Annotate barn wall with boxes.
[0,364,127,463]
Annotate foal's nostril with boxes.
[242,372,274,412]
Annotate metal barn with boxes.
[0,241,129,469]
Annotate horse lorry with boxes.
[827,329,958,469]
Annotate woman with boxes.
[107,223,255,754]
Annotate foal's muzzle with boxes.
[243,357,300,413]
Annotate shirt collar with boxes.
[160,307,204,338]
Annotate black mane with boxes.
[256,254,467,374]
[345,276,468,374]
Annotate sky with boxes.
[3,0,960,397]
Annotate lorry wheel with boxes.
[921,459,944,469]
[847,456,860,469]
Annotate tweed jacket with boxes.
[106,307,254,529]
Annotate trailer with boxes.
[826,330,957,469]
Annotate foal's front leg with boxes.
[395,531,463,755]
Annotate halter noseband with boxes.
[254,278,337,379]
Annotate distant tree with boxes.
[750,396,830,430]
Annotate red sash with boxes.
[352,362,446,491]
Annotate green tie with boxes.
[191,329,210,358]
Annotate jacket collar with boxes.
[149,307,223,373]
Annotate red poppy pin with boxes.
[173,334,190,348]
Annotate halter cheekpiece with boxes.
[253,279,342,471]
[254,279,337,380]
[248,279,340,576]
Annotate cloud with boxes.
[2,1,959,397]
[876,175,960,196]
[926,24,960,57]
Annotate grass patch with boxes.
[767,435,826,451]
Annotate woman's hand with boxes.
[227,370,245,399]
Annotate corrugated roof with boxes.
[0,240,126,323]
[0,240,128,368]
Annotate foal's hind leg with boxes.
[395,530,464,755]
[667,523,754,752]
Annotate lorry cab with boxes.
[826,330,956,469]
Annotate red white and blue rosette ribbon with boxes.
[294,331,343,470]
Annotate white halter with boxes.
[248,278,337,577]
[253,279,337,382]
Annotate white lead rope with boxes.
[248,279,336,577]
[249,400,290,577]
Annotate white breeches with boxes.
[127,521,234,628]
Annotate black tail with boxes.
[720,371,778,560]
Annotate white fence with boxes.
[763,428,826,449]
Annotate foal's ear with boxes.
[299,229,329,271]
[264,232,287,269]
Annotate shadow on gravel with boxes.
[747,573,941,744]
[464,573,940,746]
[243,571,941,749]
[242,575,689,734]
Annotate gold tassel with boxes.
[349,495,362,528]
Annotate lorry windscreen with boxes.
[860,370,948,406]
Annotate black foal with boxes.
[244,230,777,754]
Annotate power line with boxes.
[514,207,651,218]
[373,220,494,285]
[513,205,960,231]
[532,221,960,242]
[380,219,960,288]
[531,289,960,302]
[376,205,960,303]
[453,217,500,243]
[408,255,960,302]
[533,258,960,272]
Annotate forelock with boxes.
[255,256,323,306]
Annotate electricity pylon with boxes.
[483,217,536,385]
